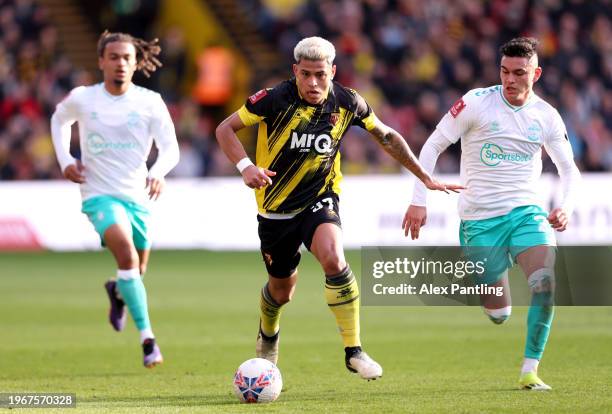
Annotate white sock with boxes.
[117,268,140,280]
[483,306,512,319]
[521,357,539,374]
[140,328,154,344]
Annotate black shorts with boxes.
[258,192,341,278]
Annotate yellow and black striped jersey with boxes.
[237,79,377,215]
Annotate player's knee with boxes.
[117,252,139,269]
[528,268,555,308]
[272,285,294,305]
[268,275,296,305]
[108,237,138,268]
[319,252,346,275]
[483,306,512,325]
[275,291,293,305]
[116,251,139,269]
[528,268,555,293]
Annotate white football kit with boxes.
[51,83,179,204]
[412,85,580,220]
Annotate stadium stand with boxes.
[0,0,610,179]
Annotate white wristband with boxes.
[236,157,254,173]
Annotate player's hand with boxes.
[548,207,569,232]
[63,160,85,183]
[422,176,465,194]
[242,165,276,189]
[146,177,165,201]
[402,204,427,240]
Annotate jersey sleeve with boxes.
[435,91,480,143]
[543,109,581,215]
[237,88,274,126]
[50,86,84,172]
[149,93,180,179]
[411,129,455,206]
[349,88,377,132]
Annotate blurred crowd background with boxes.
[1,0,610,180]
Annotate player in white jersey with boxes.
[51,31,179,368]
[403,38,581,390]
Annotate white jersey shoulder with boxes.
[436,86,502,143]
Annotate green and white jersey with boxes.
[413,85,580,221]
[51,83,179,204]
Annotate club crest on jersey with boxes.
[450,98,466,118]
[330,112,340,126]
[527,122,542,142]
[249,89,268,104]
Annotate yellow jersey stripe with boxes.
[238,105,264,126]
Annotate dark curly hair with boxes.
[97,30,162,77]
[499,37,539,59]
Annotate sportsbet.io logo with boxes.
[290,131,333,155]
[86,132,137,155]
[480,142,532,167]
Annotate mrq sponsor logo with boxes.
[290,131,333,155]
[480,142,532,167]
[87,132,137,155]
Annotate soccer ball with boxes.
[232,358,282,403]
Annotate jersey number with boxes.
[311,197,334,213]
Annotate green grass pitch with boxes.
[1,250,611,413]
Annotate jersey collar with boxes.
[499,87,535,112]
[101,82,133,101]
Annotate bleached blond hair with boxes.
[293,36,336,66]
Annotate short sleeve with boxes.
[237,88,274,126]
[349,89,376,131]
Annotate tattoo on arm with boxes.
[370,124,421,173]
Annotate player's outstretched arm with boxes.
[400,128,463,239]
[368,119,464,193]
[216,112,276,190]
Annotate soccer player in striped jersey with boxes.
[404,37,581,390]
[216,36,462,380]
[51,31,179,368]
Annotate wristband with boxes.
[236,157,254,173]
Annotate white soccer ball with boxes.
[232,358,282,403]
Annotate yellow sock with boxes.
[259,283,283,337]
[325,266,361,347]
